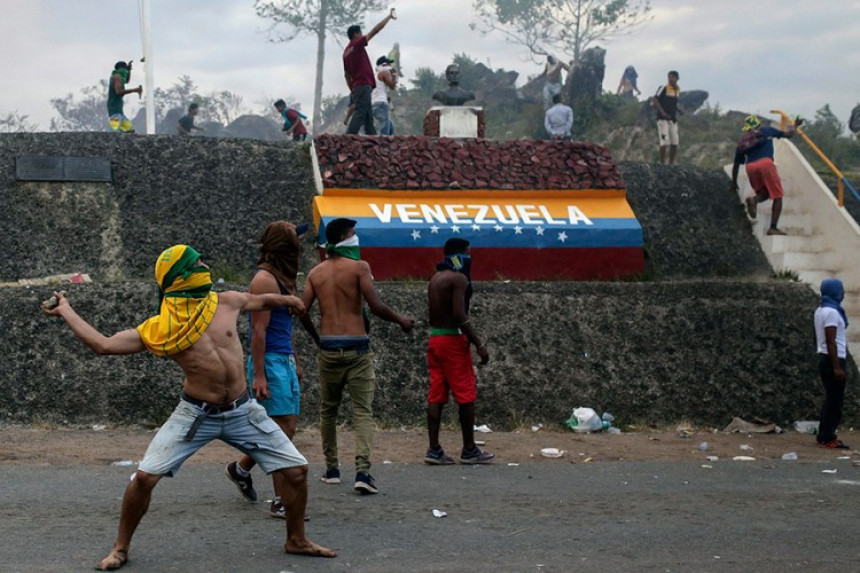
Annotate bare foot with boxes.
[285,539,337,558]
[95,549,128,570]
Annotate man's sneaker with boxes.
[354,472,378,495]
[818,439,850,449]
[424,446,455,465]
[270,497,285,519]
[745,196,757,219]
[321,468,341,484]
[225,461,257,502]
[460,446,495,465]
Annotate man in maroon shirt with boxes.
[343,8,396,135]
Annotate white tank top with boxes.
[372,65,391,104]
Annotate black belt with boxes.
[181,390,250,441]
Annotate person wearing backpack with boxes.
[275,99,308,142]
[651,70,682,165]
[729,114,800,236]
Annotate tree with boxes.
[0,111,38,133]
[471,0,652,63]
[254,0,389,136]
[50,81,110,132]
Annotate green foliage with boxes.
[410,67,444,97]
[799,104,860,176]
[50,81,109,132]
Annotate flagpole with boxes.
[139,0,155,134]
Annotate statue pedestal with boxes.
[423,107,485,138]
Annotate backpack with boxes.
[849,103,860,134]
[737,128,765,152]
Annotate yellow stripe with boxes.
[313,194,636,219]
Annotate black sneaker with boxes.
[424,446,455,465]
[321,468,341,484]
[460,446,495,465]
[225,461,257,502]
[270,497,285,519]
[354,472,378,495]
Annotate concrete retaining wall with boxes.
[3,280,855,428]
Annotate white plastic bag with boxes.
[572,407,603,433]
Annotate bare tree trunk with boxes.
[312,0,329,136]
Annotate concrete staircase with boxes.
[726,138,860,357]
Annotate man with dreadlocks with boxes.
[301,217,415,495]
[43,244,335,570]
[107,61,142,133]
[226,221,314,518]
[423,238,494,466]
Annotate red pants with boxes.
[746,158,784,200]
[427,334,477,404]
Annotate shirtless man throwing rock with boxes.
[43,244,335,570]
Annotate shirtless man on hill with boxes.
[301,218,414,495]
[424,238,494,465]
[43,244,335,570]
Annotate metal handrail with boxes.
[770,109,860,207]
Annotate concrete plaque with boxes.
[16,156,112,182]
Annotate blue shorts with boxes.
[248,353,300,417]
[138,399,307,477]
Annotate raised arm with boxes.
[222,290,305,315]
[42,291,145,355]
[366,8,396,43]
[358,262,414,332]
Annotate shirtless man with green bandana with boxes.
[302,218,415,495]
[43,244,335,570]
[107,61,142,133]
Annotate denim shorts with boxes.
[138,399,307,477]
[248,353,300,417]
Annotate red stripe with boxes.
[317,247,644,281]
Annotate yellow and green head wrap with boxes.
[742,115,762,132]
[137,245,219,356]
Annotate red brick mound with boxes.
[314,134,624,190]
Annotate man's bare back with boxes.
[428,271,467,329]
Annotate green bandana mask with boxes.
[113,68,130,84]
[325,235,361,260]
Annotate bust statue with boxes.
[432,64,476,106]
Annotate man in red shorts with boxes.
[730,114,800,236]
[424,238,494,465]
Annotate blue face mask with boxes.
[437,253,473,312]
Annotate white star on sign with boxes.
[494,224,504,232]
[514,226,523,235]
[411,229,421,240]
[430,225,439,234]
[451,225,461,233]
[557,231,568,243]
[471,224,481,231]
[535,226,545,236]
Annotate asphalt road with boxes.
[1,460,858,572]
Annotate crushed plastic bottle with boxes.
[699,441,709,452]
[781,452,798,461]
[601,412,615,423]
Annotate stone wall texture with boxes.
[3,280,856,428]
[0,133,855,429]
[314,134,623,190]
[0,133,318,282]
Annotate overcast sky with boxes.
[2,0,859,130]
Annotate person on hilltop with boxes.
[43,245,335,570]
[616,65,641,100]
[372,55,397,135]
[343,8,397,136]
[651,70,682,164]
[177,102,204,137]
[107,61,142,133]
[225,221,315,519]
[542,55,570,111]
[301,218,415,495]
[274,99,308,142]
[544,93,574,141]
[729,114,801,236]
[424,238,495,466]
[813,278,851,449]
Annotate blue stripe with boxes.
[320,216,642,248]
